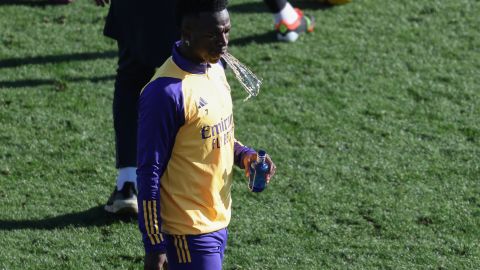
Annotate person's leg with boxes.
[165,229,228,270]
[219,229,228,262]
[105,41,155,215]
[114,42,155,171]
[263,0,315,42]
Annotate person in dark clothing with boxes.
[94,0,180,215]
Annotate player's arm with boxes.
[137,78,185,254]
[233,140,277,182]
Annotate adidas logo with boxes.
[198,97,208,109]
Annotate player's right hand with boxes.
[144,251,168,270]
[93,0,109,7]
[242,151,277,183]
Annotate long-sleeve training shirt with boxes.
[137,42,255,253]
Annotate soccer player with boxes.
[97,0,309,218]
[136,0,276,269]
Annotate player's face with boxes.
[188,10,231,64]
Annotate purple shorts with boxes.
[165,228,228,270]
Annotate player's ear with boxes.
[181,20,194,46]
[182,27,193,46]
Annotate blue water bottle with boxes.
[249,150,269,192]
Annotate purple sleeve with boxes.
[136,77,184,253]
[234,140,256,169]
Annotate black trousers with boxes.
[263,0,287,13]
[113,42,155,168]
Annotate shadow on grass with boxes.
[0,51,117,69]
[0,75,115,88]
[0,205,136,230]
[0,0,66,6]
[230,31,278,47]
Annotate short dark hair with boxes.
[176,0,229,26]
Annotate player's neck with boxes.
[178,43,205,65]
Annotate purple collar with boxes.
[172,41,210,74]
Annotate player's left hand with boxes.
[242,151,276,183]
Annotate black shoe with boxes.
[104,182,138,216]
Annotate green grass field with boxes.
[1,0,479,269]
